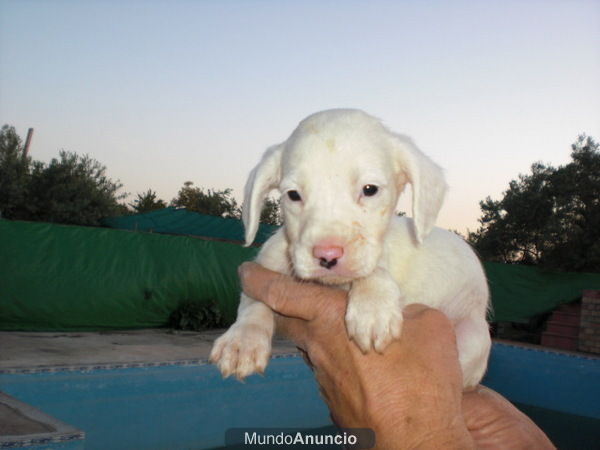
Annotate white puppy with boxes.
[210,109,491,388]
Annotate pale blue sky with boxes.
[1,0,599,233]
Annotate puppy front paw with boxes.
[209,323,272,380]
[345,281,404,353]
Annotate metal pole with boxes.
[23,128,34,157]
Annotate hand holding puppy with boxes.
[239,262,555,450]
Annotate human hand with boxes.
[239,262,471,449]
[462,386,555,449]
[239,262,554,450]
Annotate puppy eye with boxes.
[287,190,302,201]
[362,185,379,197]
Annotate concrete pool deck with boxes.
[0,329,298,371]
[0,329,299,444]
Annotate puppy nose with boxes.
[313,245,344,269]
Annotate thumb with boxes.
[239,262,343,321]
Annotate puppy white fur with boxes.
[210,109,491,388]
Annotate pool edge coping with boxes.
[0,392,85,448]
[0,352,301,375]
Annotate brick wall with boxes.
[578,290,600,354]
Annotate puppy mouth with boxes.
[296,259,371,285]
[312,271,356,286]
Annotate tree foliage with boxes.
[171,182,240,218]
[259,197,281,226]
[26,151,126,225]
[0,125,30,219]
[1,125,283,227]
[0,125,126,225]
[170,181,282,225]
[469,135,600,272]
[130,189,167,213]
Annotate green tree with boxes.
[0,125,30,219]
[26,151,126,226]
[469,135,600,272]
[171,182,240,218]
[130,189,167,213]
[542,136,600,271]
[259,197,281,226]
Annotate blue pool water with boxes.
[0,357,328,449]
[1,343,599,449]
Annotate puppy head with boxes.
[243,109,447,284]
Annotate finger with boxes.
[275,314,310,345]
[403,304,456,341]
[239,262,345,321]
[402,303,433,319]
[296,346,314,370]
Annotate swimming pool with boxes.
[1,342,598,449]
[484,342,600,449]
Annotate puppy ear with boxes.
[242,143,284,246]
[389,133,447,243]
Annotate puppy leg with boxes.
[210,229,290,380]
[209,293,275,380]
[454,314,491,389]
[346,267,404,353]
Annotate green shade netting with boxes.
[101,207,278,245]
[483,261,600,322]
[0,220,257,330]
[1,220,599,330]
